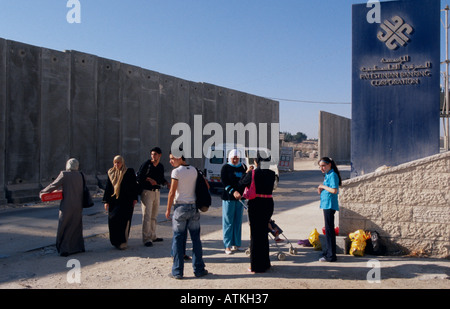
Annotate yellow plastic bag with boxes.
[349,230,370,256]
[308,228,321,251]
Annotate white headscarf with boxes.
[228,149,241,161]
[66,158,79,171]
[227,149,242,167]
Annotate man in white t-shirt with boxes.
[166,151,208,279]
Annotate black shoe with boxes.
[195,270,209,278]
[144,241,153,247]
[153,238,163,242]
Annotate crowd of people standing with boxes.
[39,147,341,279]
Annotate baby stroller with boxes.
[240,200,297,261]
[268,219,298,260]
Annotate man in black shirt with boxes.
[137,147,169,247]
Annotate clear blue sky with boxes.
[0,0,448,139]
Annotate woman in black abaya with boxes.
[238,154,276,273]
[103,155,138,250]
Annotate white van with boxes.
[204,144,279,191]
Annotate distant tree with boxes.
[281,131,307,143]
[293,132,307,143]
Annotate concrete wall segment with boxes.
[96,57,121,174]
[40,48,71,183]
[139,69,161,165]
[5,40,41,185]
[0,38,6,204]
[157,73,177,170]
[0,38,279,204]
[120,63,143,170]
[319,111,351,164]
[69,51,98,175]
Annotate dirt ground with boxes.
[0,160,449,295]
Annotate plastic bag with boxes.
[322,226,340,236]
[365,230,386,256]
[308,228,321,250]
[349,230,370,256]
[297,239,312,247]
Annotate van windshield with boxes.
[210,150,224,164]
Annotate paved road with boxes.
[1,162,448,291]
[0,200,103,258]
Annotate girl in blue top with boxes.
[317,157,342,262]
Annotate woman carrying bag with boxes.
[237,154,275,273]
[39,158,86,257]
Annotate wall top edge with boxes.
[343,151,450,186]
[0,37,279,105]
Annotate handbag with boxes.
[243,169,256,200]
[81,172,94,208]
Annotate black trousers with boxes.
[323,209,337,261]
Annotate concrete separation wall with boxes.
[0,39,6,205]
[318,111,350,164]
[0,38,279,204]
[339,151,450,258]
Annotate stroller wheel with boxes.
[289,247,298,255]
[277,252,286,261]
[245,248,251,256]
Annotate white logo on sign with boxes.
[377,16,413,50]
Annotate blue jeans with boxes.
[171,204,205,277]
[222,200,244,248]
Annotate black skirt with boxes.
[247,197,274,272]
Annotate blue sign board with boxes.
[352,0,440,177]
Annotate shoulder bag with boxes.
[195,168,211,212]
[242,169,256,200]
[81,172,94,208]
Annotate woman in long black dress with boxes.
[238,154,275,273]
[103,155,138,250]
